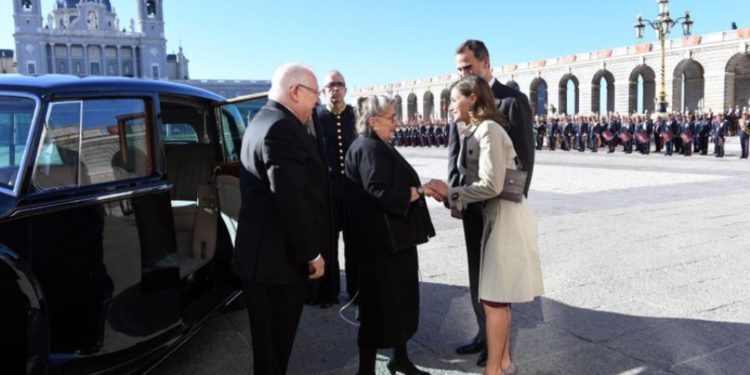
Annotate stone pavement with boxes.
[152,138,750,375]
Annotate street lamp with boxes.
[635,0,693,113]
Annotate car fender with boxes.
[0,245,49,375]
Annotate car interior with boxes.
[159,97,221,278]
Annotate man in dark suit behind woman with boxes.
[448,39,535,367]
[233,62,331,375]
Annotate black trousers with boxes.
[244,282,306,375]
[462,203,485,341]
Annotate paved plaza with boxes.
[153,139,750,375]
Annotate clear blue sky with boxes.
[2,0,749,92]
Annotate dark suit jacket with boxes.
[233,100,332,285]
[448,79,535,196]
[345,134,435,257]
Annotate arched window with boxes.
[146,0,157,17]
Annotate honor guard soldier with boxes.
[713,114,726,158]
[535,117,547,150]
[575,116,589,152]
[653,114,664,153]
[619,117,634,154]
[315,70,359,305]
[740,112,750,159]
[671,113,683,154]
[606,115,621,153]
[681,114,695,157]
[548,117,560,151]
[561,116,573,151]
[636,116,651,154]
[590,117,603,152]
[697,113,711,155]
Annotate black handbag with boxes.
[498,168,527,202]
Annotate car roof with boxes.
[0,74,226,102]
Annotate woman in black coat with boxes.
[345,95,435,375]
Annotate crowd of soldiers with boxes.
[391,108,750,159]
[393,118,450,147]
[533,108,750,158]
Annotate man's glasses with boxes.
[296,84,320,96]
[325,82,346,89]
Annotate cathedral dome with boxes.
[57,0,113,12]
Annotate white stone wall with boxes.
[355,30,750,116]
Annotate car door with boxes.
[213,93,268,245]
[25,95,183,372]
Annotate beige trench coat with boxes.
[448,119,544,303]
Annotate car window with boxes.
[34,98,153,190]
[218,96,266,162]
[34,101,81,189]
[81,99,151,185]
[162,123,199,143]
[0,96,36,191]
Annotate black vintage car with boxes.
[0,75,267,374]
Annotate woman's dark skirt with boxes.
[357,247,419,348]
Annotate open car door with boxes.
[213,93,268,246]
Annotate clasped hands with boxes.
[421,179,449,202]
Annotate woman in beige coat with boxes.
[428,76,543,375]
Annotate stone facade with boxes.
[354,29,750,120]
[12,0,176,79]
[7,0,269,98]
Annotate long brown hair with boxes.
[450,76,509,131]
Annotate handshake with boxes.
[420,179,450,202]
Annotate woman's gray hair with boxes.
[356,95,393,136]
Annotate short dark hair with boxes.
[456,39,490,61]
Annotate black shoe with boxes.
[386,358,430,375]
[476,349,488,367]
[454,337,486,354]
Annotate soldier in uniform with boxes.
[590,117,603,152]
[741,111,750,159]
[653,113,663,153]
[681,114,695,157]
[314,70,359,306]
[697,113,711,155]
[712,113,726,158]
[576,116,589,152]
[671,113,683,154]
[620,116,634,154]
[535,117,547,150]
[606,115,620,153]
[548,117,559,151]
[636,116,651,154]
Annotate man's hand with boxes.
[308,256,325,279]
[426,179,449,198]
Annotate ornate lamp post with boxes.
[634,0,693,113]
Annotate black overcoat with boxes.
[233,100,332,285]
[345,133,434,347]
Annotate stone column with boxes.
[116,45,122,76]
[133,46,138,78]
[49,42,56,74]
[704,71,725,113]
[66,43,72,75]
[101,44,107,76]
[614,82,630,115]
[83,44,88,76]
[579,83,593,115]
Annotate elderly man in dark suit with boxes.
[233,62,331,375]
[448,39,534,367]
